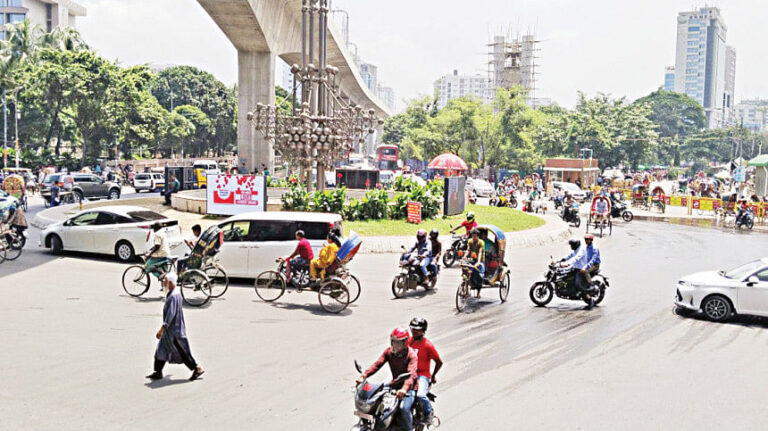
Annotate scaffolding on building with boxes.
[487,30,542,108]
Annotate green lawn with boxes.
[344,204,545,237]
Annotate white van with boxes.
[193,160,219,173]
[215,212,343,278]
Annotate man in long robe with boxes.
[146,272,204,381]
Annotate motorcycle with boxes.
[610,200,634,222]
[490,191,518,209]
[441,228,467,268]
[392,248,439,298]
[529,260,609,307]
[735,208,755,230]
[353,361,439,431]
[553,195,563,210]
[560,203,581,228]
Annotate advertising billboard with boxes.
[206,174,266,215]
[444,176,466,216]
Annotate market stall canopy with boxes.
[427,153,468,171]
[748,154,768,167]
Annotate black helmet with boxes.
[429,229,439,239]
[409,317,428,332]
[466,211,475,221]
[568,239,580,251]
[416,229,427,240]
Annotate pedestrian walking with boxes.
[146,272,205,381]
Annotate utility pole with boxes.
[2,89,6,170]
[14,91,19,169]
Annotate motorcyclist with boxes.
[427,229,441,277]
[450,212,477,236]
[408,317,442,425]
[562,234,600,306]
[402,229,432,282]
[736,198,750,223]
[357,328,418,431]
[562,191,575,219]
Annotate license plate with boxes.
[353,411,374,421]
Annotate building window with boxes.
[46,4,52,32]
[8,13,24,24]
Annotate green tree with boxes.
[173,104,212,157]
[634,90,706,165]
[151,66,236,156]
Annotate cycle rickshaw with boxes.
[121,225,224,307]
[650,185,667,213]
[586,195,612,237]
[631,184,649,209]
[455,225,511,312]
[254,233,363,314]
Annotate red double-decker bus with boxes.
[376,145,399,171]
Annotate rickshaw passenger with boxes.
[466,229,485,292]
[178,224,203,273]
[480,230,499,280]
[310,230,342,281]
[593,195,610,224]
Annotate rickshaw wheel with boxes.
[348,274,361,303]
[608,219,613,235]
[499,272,511,302]
[254,270,286,302]
[529,282,553,307]
[455,281,471,312]
[179,270,212,307]
[622,210,633,222]
[318,280,349,314]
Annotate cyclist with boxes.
[144,223,171,280]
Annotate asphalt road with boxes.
[3,199,768,430]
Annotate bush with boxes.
[357,189,389,220]
[392,175,419,192]
[281,185,310,211]
[312,187,346,213]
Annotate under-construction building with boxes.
[488,34,542,107]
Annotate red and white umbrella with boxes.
[427,153,468,171]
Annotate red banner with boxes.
[407,201,422,224]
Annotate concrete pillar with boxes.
[238,51,275,174]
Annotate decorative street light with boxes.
[247,0,382,192]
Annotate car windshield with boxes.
[43,174,61,184]
[723,259,766,280]
[126,211,166,222]
[562,183,580,191]
[135,174,150,180]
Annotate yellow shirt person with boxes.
[310,241,340,279]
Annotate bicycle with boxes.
[121,256,212,307]
[0,224,23,261]
[254,258,351,314]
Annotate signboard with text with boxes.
[407,201,422,224]
[443,176,466,216]
[206,174,266,215]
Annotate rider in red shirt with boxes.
[450,212,477,236]
[408,317,443,424]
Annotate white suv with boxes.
[133,173,165,192]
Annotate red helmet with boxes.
[390,327,409,342]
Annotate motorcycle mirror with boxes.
[354,360,363,374]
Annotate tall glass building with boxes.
[673,7,735,128]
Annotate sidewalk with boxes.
[32,197,572,254]
[576,202,768,233]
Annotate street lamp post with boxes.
[248,0,382,192]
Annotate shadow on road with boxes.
[390,289,439,301]
[255,300,352,317]
[673,306,768,329]
[144,376,196,389]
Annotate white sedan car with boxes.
[39,205,183,262]
[676,258,768,321]
[467,178,494,197]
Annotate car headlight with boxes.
[677,280,690,287]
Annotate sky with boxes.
[77,0,768,112]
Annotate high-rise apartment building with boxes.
[358,62,378,93]
[0,0,85,39]
[673,7,734,128]
[724,46,737,112]
[376,84,395,112]
[433,70,490,109]
[664,66,675,92]
[734,100,768,132]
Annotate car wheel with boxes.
[115,241,135,262]
[49,235,63,255]
[109,189,120,200]
[72,191,83,203]
[701,295,732,321]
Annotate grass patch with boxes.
[344,204,545,237]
